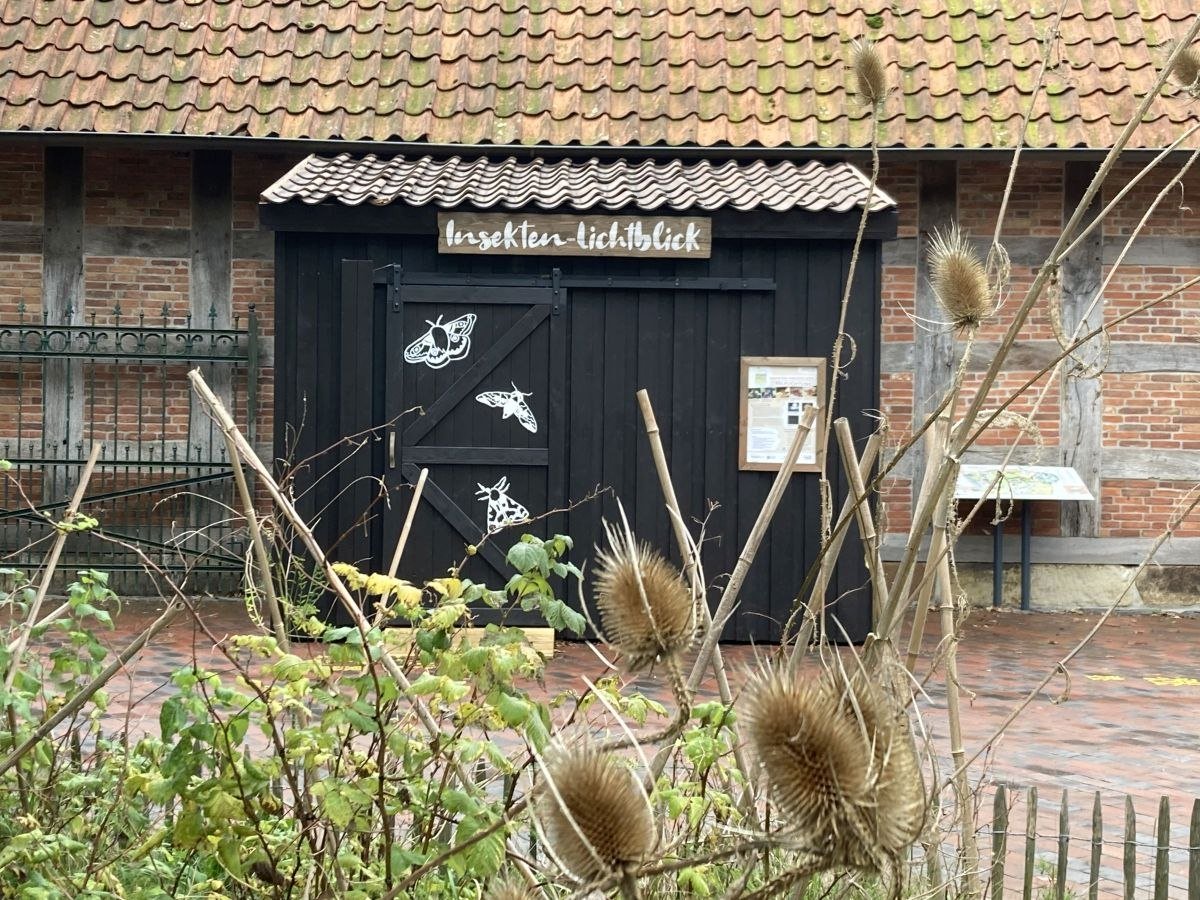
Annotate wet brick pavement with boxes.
[37,603,1200,897]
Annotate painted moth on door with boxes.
[476,476,529,533]
[404,313,476,369]
[475,383,538,433]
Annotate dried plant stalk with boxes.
[1171,44,1200,92]
[593,514,695,673]
[741,662,924,876]
[927,223,993,329]
[485,875,539,900]
[535,742,656,886]
[4,442,103,693]
[833,418,889,625]
[851,39,888,106]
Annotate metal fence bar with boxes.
[0,302,255,594]
[1089,791,1102,900]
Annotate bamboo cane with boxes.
[635,389,757,814]
[931,476,980,898]
[4,443,103,692]
[223,431,289,650]
[387,467,428,580]
[833,418,890,625]
[904,417,950,672]
[796,433,881,651]
[187,369,471,787]
[682,405,817,695]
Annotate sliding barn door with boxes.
[380,272,567,609]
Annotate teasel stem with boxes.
[816,54,884,544]
[617,871,642,900]
[734,861,821,900]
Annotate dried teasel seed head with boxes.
[1171,45,1200,93]
[593,518,694,672]
[927,223,992,329]
[534,742,656,884]
[741,666,874,854]
[485,874,540,900]
[825,668,925,854]
[851,39,888,106]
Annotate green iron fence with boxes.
[0,301,259,595]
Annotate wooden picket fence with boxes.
[987,785,1200,899]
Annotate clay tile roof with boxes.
[0,0,1196,150]
[260,153,898,212]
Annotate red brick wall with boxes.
[0,148,44,445]
[84,150,190,229]
[878,157,1200,545]
[4,144,1199,552]
[0,146,277,459]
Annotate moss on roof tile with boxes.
[0,0,1194,148]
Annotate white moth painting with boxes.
[475,382,538,433]
[403,313,476,369]
[476,476,530,533]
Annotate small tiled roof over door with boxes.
[260,154,898,213]
[1,0,1196,149]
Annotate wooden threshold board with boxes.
[382,626,555,657]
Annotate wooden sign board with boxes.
[438,213,712,258]
[738,356,826,472]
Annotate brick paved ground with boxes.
[55,603,1200,897]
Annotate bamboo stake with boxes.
[647,407,816,787]
[934,492,979,898]
[635,389,757,817]
[833,418,889,624]
[5,443,103,692]
[188,369,471,787]
[0,600,182,777]
[386,467,428,580]
[904,417,951,672]
[681,406,816,696]
[223,430,289,650]
[793,432,881,657]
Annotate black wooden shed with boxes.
[262,155,897,643]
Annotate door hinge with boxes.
[388,264,403,313]
[551,267,562,315]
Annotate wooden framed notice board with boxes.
[738,356,826,472]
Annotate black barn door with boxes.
[378,270,567,613]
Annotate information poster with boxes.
[738,356,826,472]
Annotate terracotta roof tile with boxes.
[0,0,1197,149]
[260,153,899,212]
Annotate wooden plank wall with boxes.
[274,231,883,643]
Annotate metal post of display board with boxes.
[957,464,1094,614]
[993,512,1004,609]
[1021,501,1033,611]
